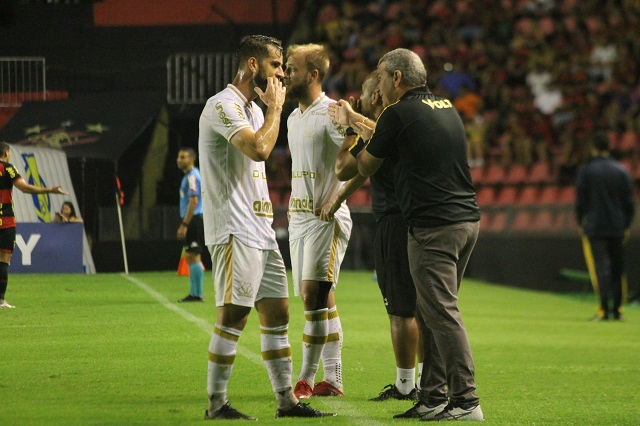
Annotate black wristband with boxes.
[345,126,357,136]
[181,222,189,227]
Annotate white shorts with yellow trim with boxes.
[289,221,349,296]
[209,236,289,307]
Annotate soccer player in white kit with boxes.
[198,35,335,421]
[283,44,352,399]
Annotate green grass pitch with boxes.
[2,271,639,425]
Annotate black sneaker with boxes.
[370,384,418,401]
[204,403,256,420]
[393,401,447,419]
[179,295,204,303]
[275,402,337,418]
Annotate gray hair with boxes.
[378,48,427,88]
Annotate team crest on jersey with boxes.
[21,153,52,222]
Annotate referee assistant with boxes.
[356,49,483,421]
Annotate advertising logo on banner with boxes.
[10,223,84,273]
[21,152,53,223]
[8,145,95,274]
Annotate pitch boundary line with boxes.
[122,273,385,426]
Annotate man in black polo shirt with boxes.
[576,132,634,321]
[322,71,422,402]
[354,49,483,421]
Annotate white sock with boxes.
[207,325,241,411]
[396,367,415,394]
[321,306,343,389]
[261,324,297,410]
[298,308,328,384]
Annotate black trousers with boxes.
[587,236,625,318]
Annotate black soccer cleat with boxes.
[179,295,204,303]
[275,402,337,418]
[369,384,418,401]
[205,403,257,421]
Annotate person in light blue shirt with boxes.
[177,147,206,302]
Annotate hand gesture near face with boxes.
[254,76,286,109]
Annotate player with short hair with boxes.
[176,147,206,303]
[283,43,352,399]
[0,141,68,309]
[198,35,334,420]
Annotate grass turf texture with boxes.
[2,271,639,425]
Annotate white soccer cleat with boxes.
[430,404,484,421]
[0,299,15,309]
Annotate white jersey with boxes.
[198,84,278,250]
[287,93,352,240]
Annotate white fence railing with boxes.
[0,57,47,107]
[166,53,235,104]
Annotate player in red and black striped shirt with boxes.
[0,141,68,309]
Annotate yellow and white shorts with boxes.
[209,236,288,307]
[289,221,349,296]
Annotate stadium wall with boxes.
[91,230,640,296]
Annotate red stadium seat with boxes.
[505,164,528,186]
[538,186,559,204]
[529,162,553,185]
[511,210,533,231]
[482,211,507,233]
[557,186,576,205]
[495,187,518,205]
[530,210,555,231]
[517,186,539,205]
[476,187,496,207]
[470,166,484,186]
[483,163,506,186]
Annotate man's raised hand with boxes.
[255,76,286,109]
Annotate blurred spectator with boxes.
[54,201,83,223]
[285,0,640,182]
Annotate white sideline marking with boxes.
[123,273,385,426]
[121,274,262,365]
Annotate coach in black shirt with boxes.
[356,48,483,421]
[576,132,634,321]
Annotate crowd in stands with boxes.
[270,0,640,193]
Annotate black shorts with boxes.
[0,226,16,254]
[184,214,206,254]
[374,214,416,317]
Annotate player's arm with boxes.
[316,173,368,222]
[13,178,67,195]
[357,150,384,178]
[230,77,286,161]
[178,195,198,240]
[335,135,359,181]
[357,108,397,178]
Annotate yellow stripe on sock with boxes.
[302,334,328,345]
[214,326,240,342]
[305,311,328,321]
[208,351,236,365]
[326,332,340,342]
[261,347,292,361]
[328,309,339,320]
[260,328,288,335]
